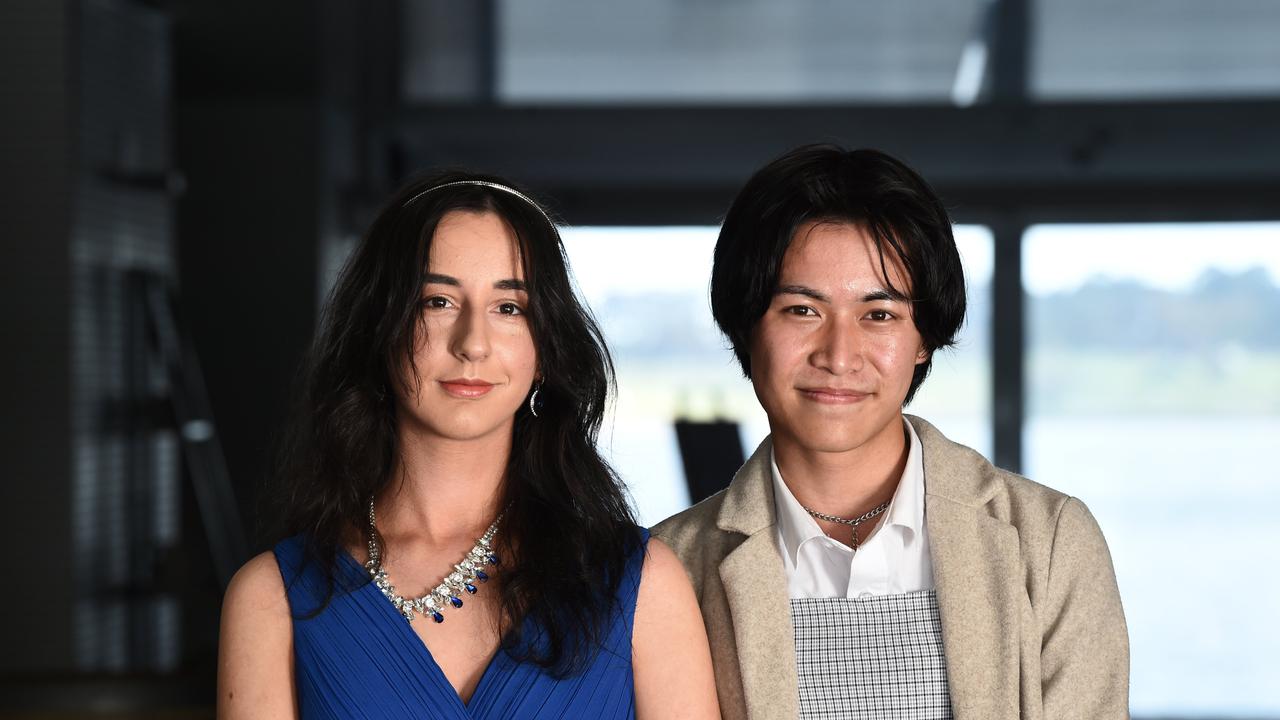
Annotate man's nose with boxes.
[811,317,864,374]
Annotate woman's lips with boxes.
[439,379,496,398]
[798,387,870,404]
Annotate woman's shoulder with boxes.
[220,552,292,673]
[223,550,291,622]
[218,551,296,717]
[224,534,341,622]
[630,537,721,717]
[637,536,681,589]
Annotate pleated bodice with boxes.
[273,529,648,719]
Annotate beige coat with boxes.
[653,415,1129,720]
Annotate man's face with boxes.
[748,220,927,455]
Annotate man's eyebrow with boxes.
[775,284,829,303]
[423,274,527,292]
[863,288,912,303]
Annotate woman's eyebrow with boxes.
[423,272,459,286]
[422,274,527,291]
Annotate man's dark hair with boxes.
[710,144,966,405]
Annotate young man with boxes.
[654,145,1128,720]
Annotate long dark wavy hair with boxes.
[269,170,639,675]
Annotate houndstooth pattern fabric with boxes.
[790,590,952,719]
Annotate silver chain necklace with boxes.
[802,499,892,553]
[365,500,503,624]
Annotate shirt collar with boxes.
[885,418,926,539]
[770,455,821,564]
[771,417,927,564]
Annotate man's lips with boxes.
[439,378,496,398]
[797,386,871,404]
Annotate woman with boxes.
[217,172,719,719]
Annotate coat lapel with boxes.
[911,416,1023,720]
[710,421,1025,718]
[715,439,800,719]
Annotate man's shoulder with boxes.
[651,489,753,597]
[651,490,728,557]
[986,463,1078,536]
[970,448,1071,508]
[909,414,1073,521]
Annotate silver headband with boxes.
[401,179,556,227]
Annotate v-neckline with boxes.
[336,546,507,713]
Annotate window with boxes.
[1024,222,1280,716]
[404,0,991,104]
[909,226,992,457]
[561,225,992,525]
[1033,0,1280,100]
[561,227,747,525]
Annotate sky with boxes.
[561,222,1280,300]
[1023,222,1280,294]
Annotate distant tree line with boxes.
[1031,267,1280,351]
[587,266,1280,359]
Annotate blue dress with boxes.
[273,529,648,719]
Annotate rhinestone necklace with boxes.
[365,500,503,624]
[802,499,892,553]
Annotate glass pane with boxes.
[1033,0,1280,100]
[1024,222,1280,716]
[562,225,992,526]
[907,226,992,457]
[497,0,988,103]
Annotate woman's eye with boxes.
[497,302,524,316]
[786,306,816,317]
[422,296,451,309]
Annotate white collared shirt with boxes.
[772,418,935,599]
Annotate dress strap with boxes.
[272,535,367,617]
[619,527,651,636]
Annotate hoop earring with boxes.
[528,381,544,418]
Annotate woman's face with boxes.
[394,209,538,443]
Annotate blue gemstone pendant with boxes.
[464,583,477,594]
[449,595,464,608]
[475,569,489,582]
[488,553,500,566]
[431,611,445,623]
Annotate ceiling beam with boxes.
[390,101,1280,225]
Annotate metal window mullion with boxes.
[991,218,1025,474]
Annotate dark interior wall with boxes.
[0,0,328,686]
[173,1,320,547]
[0,0,75,672]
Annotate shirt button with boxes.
[858,591,872,599]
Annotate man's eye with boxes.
[498,302,524,316]
[867,309,893,321]
[786,306,816,317]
